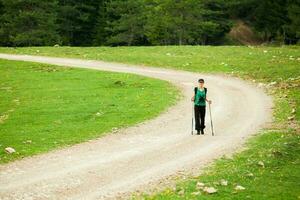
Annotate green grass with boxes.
[133,130,300,200]
[0,46,299,199]
[0,59,180,164]
[0,46,299,83]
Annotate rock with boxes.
[220,179,228,186]
[269,81,277,86]
[96,112,103,116]
[235,185,245,190]
[178,189,185,195]
[54,44,60,47]
[291,108,296,114]
[246,172,254,177]
[258,83,265,88]
[191,191,201,196]
[5,147,16,154]
[23,140,32,144]
[112,127,118,133]
[258,161,265,167]
[196,182,205,189]
[166,53,171,56]
[203,186,217,194]
[288,116,295,121]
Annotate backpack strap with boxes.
[195,87,207,95]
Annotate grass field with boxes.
[0,59,180,164]
[0,46,299,83]
[0,46,299,199]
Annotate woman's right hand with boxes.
[191,96,194,102]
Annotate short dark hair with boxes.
[198,78,204,83]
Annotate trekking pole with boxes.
[208,102,215,136]
[191,102,194,135]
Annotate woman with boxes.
[191,78,212,135]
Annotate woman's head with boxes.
[198,78,204,87]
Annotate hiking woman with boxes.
[191,78,212,135]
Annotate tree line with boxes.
[0,0,299,47]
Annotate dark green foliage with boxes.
[228,0,300,44]
[0,0,299,46]
[104,0,149,46]
[0,0,60,46]
[57,0,103,46]
[284,1,300,44]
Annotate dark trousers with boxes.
[194,105,206,131]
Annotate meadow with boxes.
[0,46,299,199]
[0,59,179,163]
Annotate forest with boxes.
[0,0,299,46]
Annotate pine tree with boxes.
[0,0,60,46]
[284,1,300,44]
[57,0,103,46]
[104,0,148,46]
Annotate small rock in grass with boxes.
[291,108,296,114]
[220,179,228,186]
[178,189,185,195]
[246,172,254,177]
[288,116,295,121]
[196,182,205,189]
[5,147,16,154]
[112,127,118,133]
[96,112,104,116]
[191,191,201,196]
[203,186,217,194]
[258,161,265,168]
[23,140,32,144]
[235,185,245,191]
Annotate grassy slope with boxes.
[0,59,180,164]
[0,46,299,82]
[0,46,299,199]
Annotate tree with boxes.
[104,0,148,46]
[144,0,231,45]
[284,1,300,44]
[253,0,289,42]
[93,0,109,46]
[0,0,60,46]
[57,0,103,46]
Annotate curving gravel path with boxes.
[0,53,274,200]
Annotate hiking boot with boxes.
[201,129,204,135]
[197,130,200,135]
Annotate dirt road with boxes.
[0,54,274,200]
